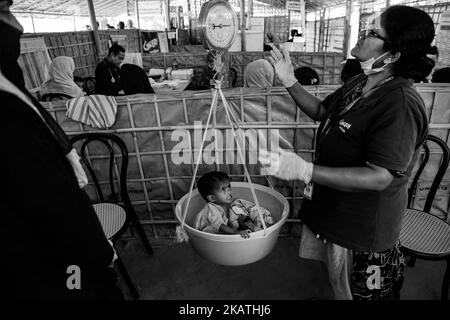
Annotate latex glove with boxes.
[259,148,313,183]
[66,148,88,189]
[267,44,298,88]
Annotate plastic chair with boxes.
[41,93,73,101]
[399,134,450,300]
[70,133,154,300]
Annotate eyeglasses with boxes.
[361,29,391,44]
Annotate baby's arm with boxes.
[219,224,250,239]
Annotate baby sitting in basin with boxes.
[194,171,273,238]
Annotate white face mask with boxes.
[360,51,391,75]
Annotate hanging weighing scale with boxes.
[175,0,289,266]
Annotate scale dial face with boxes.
[200,0,238,50]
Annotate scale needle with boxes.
[211,23,231,29]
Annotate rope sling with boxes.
[179,50,274,237]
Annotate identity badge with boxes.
[303,182,314,200]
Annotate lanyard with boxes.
[315,76,395,162]
[104,60,117,83]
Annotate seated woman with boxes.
[294,66,320,85]
[41,56,84,98]
[244,59,275,88]
[431,67,450,83]
[120,63,155,95]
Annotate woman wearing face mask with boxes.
[262,5,435,300]
[0,0,123,299]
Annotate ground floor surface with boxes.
[116,236,446,300]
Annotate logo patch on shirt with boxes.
[338,119,352,133]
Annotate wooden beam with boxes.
[86,0,102,60]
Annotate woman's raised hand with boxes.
[267,44,298,88]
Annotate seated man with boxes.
[288,29,298,42]
[95,44,125,96]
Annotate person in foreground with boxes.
[261,5,434,300]
[194,171,273,238]
[0,0,123,299]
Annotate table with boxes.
[150,79,192,94]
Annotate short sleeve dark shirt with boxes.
[95,58,122,96]
[299,74,429,252]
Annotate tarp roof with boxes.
[11,0,347,17]
[11,0,129,17]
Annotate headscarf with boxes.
[120,63,154,95]
[42,56,84,98]
[244,59,274,88]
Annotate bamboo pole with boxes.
[125,101,158,238]
[135,0,141,29]
[165,0,171,30]
[31,15,35,33]
[314,11,317,51]
[319,8,325,51]
[343,0,353,58]
[86,0,102,60]
[288,10,291,41]
[240,0,246,52]
[153,98,176,227]
[301,0,306,51]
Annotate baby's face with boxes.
[212,180,233,205]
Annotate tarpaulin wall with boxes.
[42,84,450,241]
[142,51,344,88]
